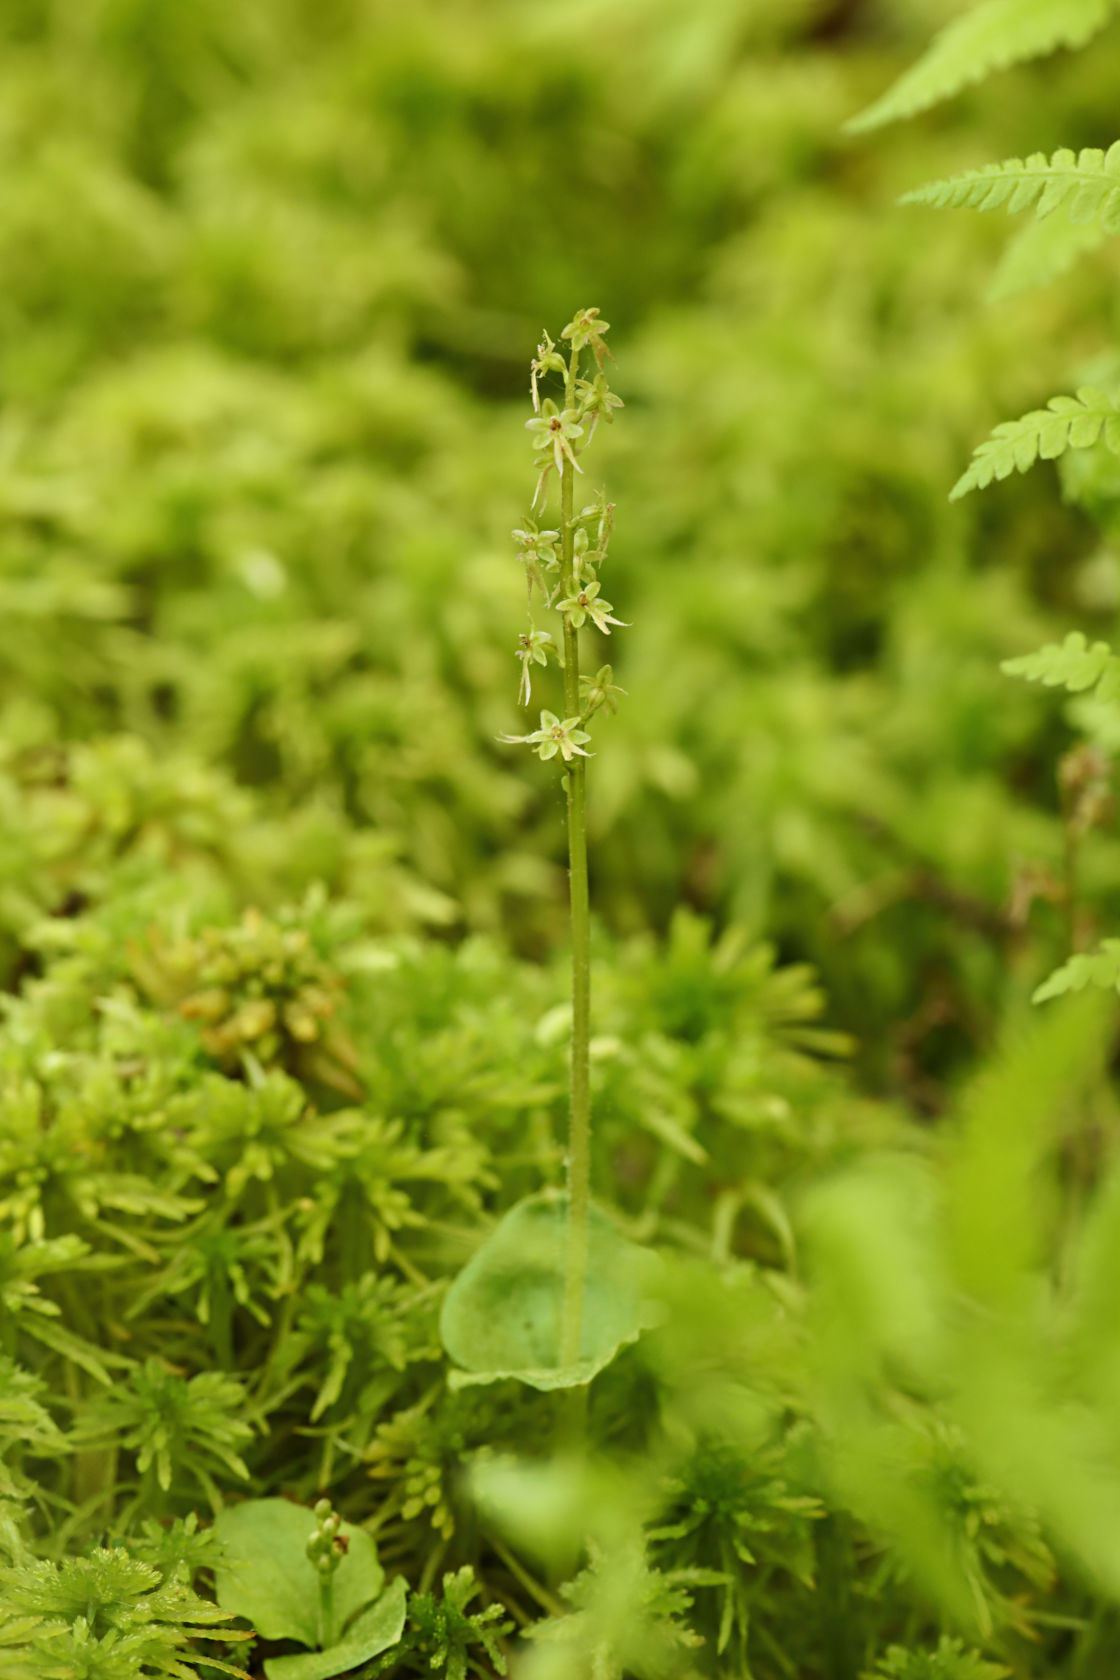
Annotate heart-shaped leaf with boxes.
[213,1499,384,1647]
[439,1191,661,1391]
[264,1576,408,1680]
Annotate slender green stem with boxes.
[318,1573,335,1650]
[560,350,591,1371]
[1063,818,1082,956]
[817,1512,857,1680]
[489,1534,568,1618]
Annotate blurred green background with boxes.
[4,0,1120,1101]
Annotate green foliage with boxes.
[129,901,363,1100]
[212,1499,406,1680]
[439,1193,659,1391]
[802,997,1117,1639]
[864,1637,1009,1680]
[0,0,1096,1068]
[904,144,1120,232]
[988,212,1113,300]
[0,1545,242,1680]
[1031,937,1120,1002]
[949,387,1120,499]
[521,1536,716,1680]
[212,1500,385,1648]
[850,0,1119,132]
[371,1568,507,1680]
[907,138,1120,302]
[649,1435,823,1667]
[0,1359,66,1516]
[1001,630,1120,696]
[75,1360,253,1506]
[9,3,1120,1679]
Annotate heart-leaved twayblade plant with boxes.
[212,1497,407,1680]
[438,311,658,1394]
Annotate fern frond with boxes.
[1001,631,1120,696]
[902,145,1120,231]
[949,387,1120,500]
[848,0,1117,133]
[1033,938,1120,1003]
[988,214,1114,300]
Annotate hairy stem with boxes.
[560,350,591,1371]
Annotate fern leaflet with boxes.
[902,145,1120,232]
[1001,631,1120,697]
[848,0,1118,133]
[1034,938,1120,1003]
[988,214,1114,300]
[949,387,1120,500]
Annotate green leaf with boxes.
[902,144,1120,231]
[1001,630,1120,695]
[17,1315,118,1385]
[439,1192,662,1391]
[213,1499,384,1647]
[949,387,1120,499]
[945,995,1109,1304]
[989,213,1115,299]
[848,0,1117,132]
[870,1636,1011,1680]
[1033,938,1120,1004]
[263,1577,408,1680]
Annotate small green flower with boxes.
[580,665,627,716]
[512,520,560,600]
[571,526,596,572]
[526,400,585,475]
[512,522,560,567]
[530,712,593,762]
[516,628,553,705]
[530,329,567,411]
[498,711,593,763]
[577,491,616,549]
[578,372,624,441]
[562,306,614,368]
[558,580,629,635]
